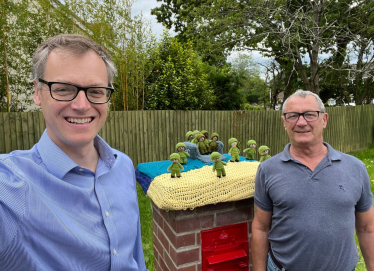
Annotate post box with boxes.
[201,223,249,271]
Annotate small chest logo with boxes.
[339,185,345,192]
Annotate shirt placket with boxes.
[94,173,120,270]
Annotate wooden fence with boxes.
[1,105,373,166]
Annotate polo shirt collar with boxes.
[280,142,341,162]
[37,130,116,179]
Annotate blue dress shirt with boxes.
[0,130,147,271]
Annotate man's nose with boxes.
[296,114,308,125]
[71,90,91,110]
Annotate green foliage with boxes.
[0,0,78,111]
[151,0,374,99]
[242,104,264,111]
[144,33,215,110]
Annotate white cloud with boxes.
[131,0,169,38]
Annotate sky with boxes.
[131,0,168,38]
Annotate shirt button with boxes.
[113,249,117,256]
[105,211,109,217]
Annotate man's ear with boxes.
[33,79,41,106]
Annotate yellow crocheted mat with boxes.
[147,161,259,210]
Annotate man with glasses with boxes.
[251,90,374,271]
[0,34,147,270]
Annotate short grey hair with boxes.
[32,34,117,86]
[282,89,325,113]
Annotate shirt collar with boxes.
[280,142,341,162]
[37,130,117,179]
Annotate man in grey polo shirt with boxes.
[251,90,374,271]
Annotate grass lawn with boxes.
[352,146,374,271]
[137,146,374,271]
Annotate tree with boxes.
[143,33,215,110]
[152,0,374,96]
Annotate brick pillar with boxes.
[152,198,254,271]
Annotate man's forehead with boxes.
[285,95,319,110]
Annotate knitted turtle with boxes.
[176,142,190,164]
[228,138,240,162]
[209,132,219,153]
[243,140,257,160]
[167,153,184,178]
[259,145,271,162]
[191,130,200,144]
[186,131,194,142]
[197,133,208,155]
[211,152,226,178]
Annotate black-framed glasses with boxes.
[283,111,323,123]
[38,78,114,104]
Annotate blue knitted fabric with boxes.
[136,153,256,193]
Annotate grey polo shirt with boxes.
[254,143,373,271]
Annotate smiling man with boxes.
[251,90,374,271]
[0,34,147,270]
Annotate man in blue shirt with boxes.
[251,90,374,271]
[0,34,147,270]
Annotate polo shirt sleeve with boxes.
[254,164,273,212]
[0,161,26,254]
[355,163,373,213]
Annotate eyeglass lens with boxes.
[51,83,111,103]
[285,111,319,122]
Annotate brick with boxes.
[196,232,201,245]
[215,207,252,226]
[160,209,176,230]
[200,215,214,229]
[164,250,177,271]
[174,208,196,219]
[176,233,196,248]
[153,233,165,258]
[177,265,197,271]
[235,198,254,208]
[159,255,169,271]
[197,263,202,271]
[154,248,159,262]
[170,246,200,266]
[196,201,234,214]
[174,215,214,233]
[153,208,164,229]
[158,227,170,253]
[153,220,158,237]
[154,259,161,271]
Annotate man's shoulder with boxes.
[327,144,365,167]
[0,147,40,171]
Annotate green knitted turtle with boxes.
[228,138,240,162]
[244,140,257,160]
[167,153,184,178]
[176,142,190,164]
[211,152,226,178]
[209,132,219,153]
[196,133,208,155]
[259,145,271,162]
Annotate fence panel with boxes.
[0,105,373,165]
